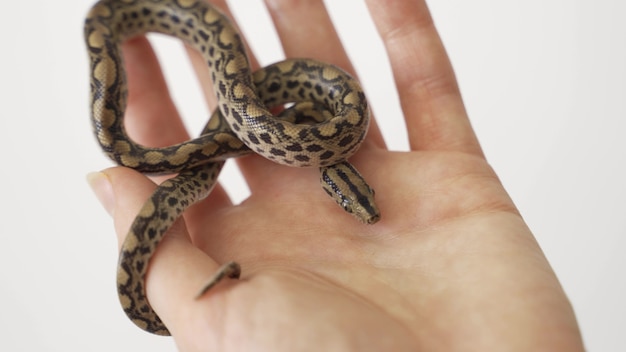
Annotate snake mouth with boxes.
[365,213,382,225]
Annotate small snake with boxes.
[85,0,380,335]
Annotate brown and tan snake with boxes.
[85,0,379,335]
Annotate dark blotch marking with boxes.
[231,109,243,124]
[298,129,309,140]
[338,135,354,147]
[198,30,209,42]
[259,133,272,144]
[247,132,260,145]
[285,143,303,151]
[306,144,323,152]
[135,260,145,273]
[218,81,227,97]
[314,84,323,96]
[221,103,230,117]
[294,155,310,162]
[268,81,281,93]
[320,150,335,160]
[269,148,286,156]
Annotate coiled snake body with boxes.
[85,0,379,335]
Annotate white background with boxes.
[1,0,624,350]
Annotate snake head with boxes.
[320,162,380,224]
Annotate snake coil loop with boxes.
[85,0,379,335]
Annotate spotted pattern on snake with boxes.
[85,0,380,335]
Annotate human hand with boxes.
[88,0,585,350]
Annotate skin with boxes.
[88,0,586,351]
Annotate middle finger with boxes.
[264,0,385,148]
[235,0,386,194]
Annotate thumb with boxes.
[87,166,238,337]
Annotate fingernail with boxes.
[86,171,115,216]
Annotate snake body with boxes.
[85,0,379,335]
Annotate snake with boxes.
[85,0,380,335]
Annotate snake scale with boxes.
[85,0,380,335]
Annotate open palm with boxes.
[89,1,584,351]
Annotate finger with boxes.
[122,36,189,147]
[88,167,190,250]
[88,167,236,337]
[235,0,385,192]
[185,0,262,112]
[183,173,233,242]
[123,34,232,206]
[365,0,483,156]
[265,0,353,74]
[188,0,284,194]
[180,0,257,217]
[183,0,276,195]
[264,0,386,148]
